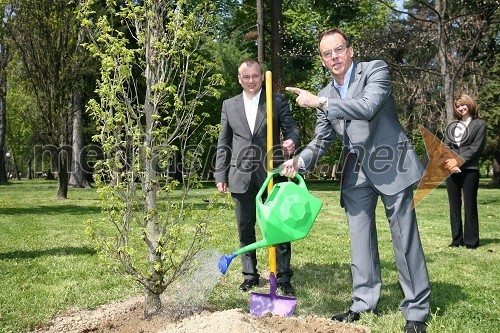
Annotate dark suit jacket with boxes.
[300,60,424,196]
[444,118,486,170]
[214,92,300,194]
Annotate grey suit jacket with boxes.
[214,92,300,194]
[300,60,424,196]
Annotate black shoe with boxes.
[449,242,463,247]
[404,320,426,333]
[331,310,360,322]
[239,279,259,292]
[278,281,295,296]
[466,244,478,249]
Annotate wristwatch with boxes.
[318,96,328,109]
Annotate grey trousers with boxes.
[342,156,430,322]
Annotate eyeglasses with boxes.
[321,45,348,59]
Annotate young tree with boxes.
[80,0,224,317]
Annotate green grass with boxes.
[0,179,499,332]
[0,180,138,333]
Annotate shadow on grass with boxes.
[377,280,464,317]
[478,238,499,246]
[287,262,352,315]
[428,281,466,315]
[0,205,102,215]
[0,246,96,260]
[293,259,465,318]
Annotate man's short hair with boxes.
[238,59,264,75]
[318,28,351,52]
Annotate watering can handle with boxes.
[256,169,306,203]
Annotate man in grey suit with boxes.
[215,59,300,295]
[281,28,430,333]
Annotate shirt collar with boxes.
[243,88,262,102]
[333,62,354,89]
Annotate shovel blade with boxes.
[249,292,297,316]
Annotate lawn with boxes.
[0,178,498,332]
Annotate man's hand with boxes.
[279,158,300,178]
[216,182,228,194]
[282,139,296,156]
[286,87,320,108]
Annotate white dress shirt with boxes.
[243,89,262,134]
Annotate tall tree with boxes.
[80,0,224,317]
[478,52,500,184]
[7,0,86,198]
[371,0,498,176]
[5,51,37,179]
[0,1,11,183]
[69,24,92,189]
[376,0,498,121]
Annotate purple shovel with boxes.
[249,272,297,316]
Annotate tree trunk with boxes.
[0,41,8,183]
[143,287,162,318]
[270,0,284,93]
[56,151,69,199]
[69,91,91,188]
[256,0,264,64]
[0,151,6,183]
[435,0,455,122]
[12,153,20,180]
[28,158,33,179]
[490,153,500,185]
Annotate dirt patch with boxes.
[32,297,370,333]
[31,296,369,333]
[31,250,369,333]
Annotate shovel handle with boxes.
[269,245,277,275]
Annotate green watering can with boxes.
[218,169,323,274]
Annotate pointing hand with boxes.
[286,87,320,108]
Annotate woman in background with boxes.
[444,94,487,249]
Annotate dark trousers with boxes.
[445,169,480,247]
[231,179,293,283]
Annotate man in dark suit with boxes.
[281,28,430,333]
[214,59,300,295]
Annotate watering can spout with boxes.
[218,239,270,274]
[218,253,237,274]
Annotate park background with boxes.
[0,0,498,332]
